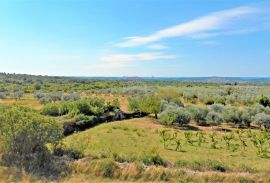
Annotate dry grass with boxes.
[0,94,43,110]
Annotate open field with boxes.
[0,73,270,182]
[63,117,270,172]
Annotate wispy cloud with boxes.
[116,6,260,47]
[100,52,176,62]
[147,44,168,50]
[92,52,176,70]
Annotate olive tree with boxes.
[139,95,161,118]
[254,113,270,131]
[206,111,223,126]
[159,106,191,126]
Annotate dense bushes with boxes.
[187,106,208,125]
[206,111,223,126]
[0,105,63,176]
[158,103,269,128]
[254,113,270,130]
[159,106,191,126]
[41,97,112,117]
[222,107,252,127]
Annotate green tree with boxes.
[139,95,161,119]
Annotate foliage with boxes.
[258,95,270,108]
[158,107,191,126]
[206,111,223,126]
[254,113,270,130]
[187,106,208,125]
[142,148,167,167]
[0,105,63,175]
[204,97,215,105]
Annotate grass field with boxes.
[0,94,43,109]
[60,117,270,182]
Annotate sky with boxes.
[0,0,270,77]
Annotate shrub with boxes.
[254,113,270,130]
[206,111,223,126]
[211,103,225,113]
[41,103,69,116]
[158,107,191,126]
[74,114,98,130]
[0,105,63,175]
[186,106,208,125]
[142,149,167,167]
[175,108,191,126]
[204,97,215,105]
[63,93,80,101]
[215,98,226,105]
[222,107,252,127]
[158,108,178,126]
[258,95,270,107]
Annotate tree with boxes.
[139,95,161,118]
[0,105,63,174]
[222,107,252,127]
[127,97,139,113]
[158,107,191,126]
[254,113,270,131]
[206,111,223,126]
[188,106,208,125]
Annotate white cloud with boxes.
[116,6,259,47]
[92,52,176,70]
[147,44,168,50]
[99,52,176,62]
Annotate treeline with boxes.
[127,94,270,130]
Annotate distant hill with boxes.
[1,73,270,84]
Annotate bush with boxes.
[175,109,191,126]
[254,113,270,130]
[215,98,226,105]
[211,103,225,113]
[75,114,98,129]
[191,107,208,125]
[0,105,63,175]
[204,97,215,105]
[41,103,69,116]
[63,93,80,101]
[158,107,191,126]
[206,111,223,126]
[142,150,167,167]
[222,107,252,127]
[258,95,270,107]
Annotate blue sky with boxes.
[0,0,270,77]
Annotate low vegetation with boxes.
[0,73,270,182]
